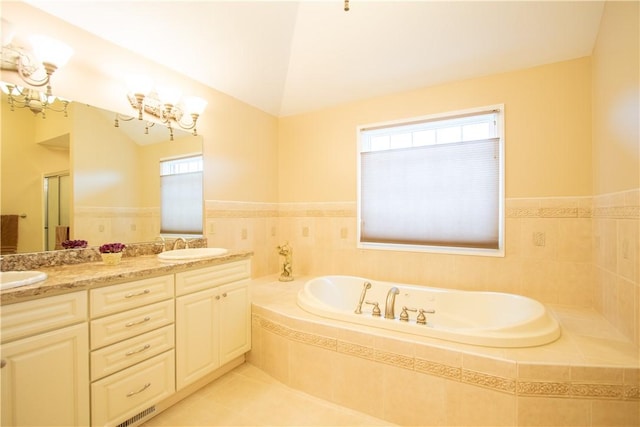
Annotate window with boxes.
[160,155,203,235]
[358,105,504,256]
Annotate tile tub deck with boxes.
[248,275,639,426]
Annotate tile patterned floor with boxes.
[141,363,393,426]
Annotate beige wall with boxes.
[591,1,639,345]
[73,103,143,208]
[1,97,70,253]
[592,1,639,196]
[279,57,592,201]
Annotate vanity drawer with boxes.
[91,350,175,427]
[90,274,174,318]
[175,259,250,296]
[91,300,174,349]
[1,291,87,343]
[91,325,174,381]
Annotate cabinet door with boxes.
[1,323,90,427]
[175,288,220,390]
[219,280,251,365]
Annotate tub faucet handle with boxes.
[365,301,381,317]
[417,308,435,325]
[399,306,417,322]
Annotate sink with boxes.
[0,271,48,290]
[157,247,228,262]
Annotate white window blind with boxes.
[358,107,503,253]
[160,156,203,235]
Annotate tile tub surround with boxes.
[206,192,639,345]
[248,277,639,427]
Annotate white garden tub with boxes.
[297,275,561,348]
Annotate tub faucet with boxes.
[384,287,400,319]
[354,281,372,314]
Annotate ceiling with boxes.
[23,1,604,118]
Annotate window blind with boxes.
[160,155,203,235]
[360,137,500,249]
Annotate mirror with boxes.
[1,87,203,254]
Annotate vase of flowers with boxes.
[61,239,88,249]
[99,242,126,265]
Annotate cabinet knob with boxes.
[215,295,221,300]
[0,359,6,369]
[222,292,228,298]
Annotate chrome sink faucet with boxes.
[384,287,400,319]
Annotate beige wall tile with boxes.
[331,352,385,419]
[260,329,291,385]
[462,354,517,379]
[571,366,623,383]
[445,381,515,426]
[517,396,591,426]
[591,399,640,427]
[289,341,335,401]
[381,365,447,426]
[617,219,638,283]
[518,363,571,382]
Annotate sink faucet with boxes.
[155,236,166,252]
[172,237,187,250]
[384,287,400,319]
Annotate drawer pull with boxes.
[124,289,151,298]
[125,316,151,327]
[125,344,151,356]
[126,382,151,397]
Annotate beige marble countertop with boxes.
[1,251,253,305]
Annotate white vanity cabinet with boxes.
[89,274,176,427]
[175,260,251,390]
[0,291,90,427]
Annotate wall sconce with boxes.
[123,75,207,138]
[1,34,73,97]
[1,33,73,118]
[0,82,69,118]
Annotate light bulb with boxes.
[182,96,208,115]
[28,35,74,67]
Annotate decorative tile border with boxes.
[254,312,639,401]
[593,206,639,219]
[205,198,631,220]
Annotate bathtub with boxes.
[297,275,561,348]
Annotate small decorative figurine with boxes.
[277,241,293,282]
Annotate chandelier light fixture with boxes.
[119,75,207,139]
[0,82,69,118]
[1,33,73,97]
[1,30,73,118]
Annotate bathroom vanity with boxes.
[0,253,252,427]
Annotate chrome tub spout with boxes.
[354,281,372,314]
[384,287,400,319]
